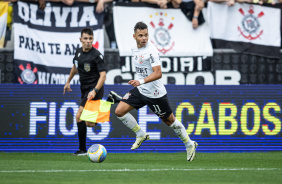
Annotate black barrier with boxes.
[212,52,282,84]
[0,50,15,83]
[0,49,282,84]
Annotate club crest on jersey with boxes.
[149,12,175,55]
[84,63,90,72]
[138,55,144,64]
[238,6,264,40]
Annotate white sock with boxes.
[117,113,145,137]
[170,118,192,149]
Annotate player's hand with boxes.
[226,0,235,6]
[157,0,168,9]
[38,0,46,10]
[128,80,141,87]
[192,18,198,29]
[87,90,96,101]
[63,83,72,95]
[195,0,204,11]
[96,0,104,14]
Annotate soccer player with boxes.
[63,28,106,156]
[114,22,198,161]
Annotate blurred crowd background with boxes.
[1,0,281,49]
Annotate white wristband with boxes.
[138,79,145,85]
[89,0,95,3]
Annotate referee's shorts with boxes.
[80,85,104,107]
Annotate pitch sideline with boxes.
[0,168,281,173]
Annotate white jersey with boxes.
[131,43,167,98]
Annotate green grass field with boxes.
[0,152,281,184]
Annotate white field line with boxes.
[0,168,281,173]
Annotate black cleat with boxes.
[107,91,122,104]
[73,150,87,156]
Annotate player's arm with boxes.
[128,66,162,87]
[87,54,107,100]
[143,65,162,83]
[47,0,74,6]
[95,71,107,90]
[87,71,106,100]
[64,65,78,94]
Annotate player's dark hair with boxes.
[134,22,148,33]
[81,28,93,36]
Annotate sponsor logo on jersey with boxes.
[74,60,78,68]
[150,54,155,64]
[154,89,159,96]
[141,87,151,94]
[136,67,148,78]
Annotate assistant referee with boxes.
[63,28,106,156]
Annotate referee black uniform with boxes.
[73,46,106,153]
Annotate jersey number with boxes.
[153,105,161,114]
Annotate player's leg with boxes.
[74,86,104,155]
[115,102,144,136]
[74,106,87,156]
[161,113,197,161]
[115,89,149,150]
[146,94,197,161]
[161,113,192,146]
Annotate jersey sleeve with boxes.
[72,53,77,65]
[150,46,161,67]
[72,50,78,68]
[96,54,107,72]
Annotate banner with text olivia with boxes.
[13,1,104,84]
[113,2,213,57]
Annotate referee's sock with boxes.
[77,121,87,152]
[117,113,146,137]
[170,118,193,149]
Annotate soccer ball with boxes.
[87,144,107,163]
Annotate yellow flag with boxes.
[80,100,113,123]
